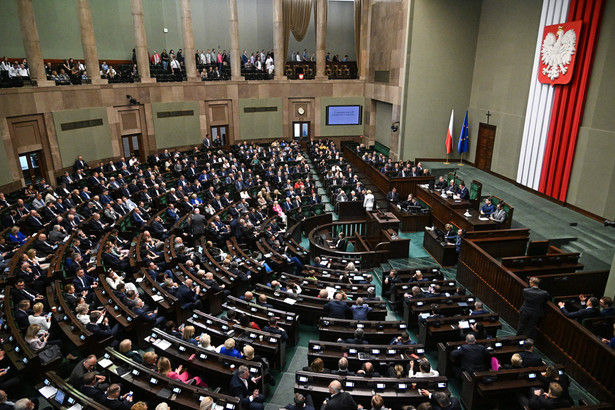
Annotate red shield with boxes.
[538,20,582,85]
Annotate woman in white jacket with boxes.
[363,190,375,211]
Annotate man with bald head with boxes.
[203,271,230,297]
[323,293,351,319]
[320,380,357,410]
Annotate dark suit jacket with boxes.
[560,306,601,322]
[72,274,96,293]
[229,373,257,399]
[79,385,106,403]
[528,394,570,409]
[323,300,351,319]
[520,287,550,318]
[450,343,488,373]
[519,351,543,367]
[320,392,357,410]
[103,397,132,410]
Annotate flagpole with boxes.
[458,153,464,166]
[444,153,450,165]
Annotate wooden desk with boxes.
[318,317,407,344]
[422,229,458,267]
[390,204,431,232]
[416,186,471,231]
[436,335,526,377]
[418,313,502,348]
[254,284,387,323]
[188,310,286,370]
[461,365,562,409]
[366,210,400,238]
[337,201,365,221]
[295,370,449,410]
[222,295,300,346]
[307,340,426,373]
[450,208,500,231]
[101,347,240,410]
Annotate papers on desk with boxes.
[458,320,470,329]
[325,287,337,299]
[479,216,490,221]
[264,253,272,258]
[38,385,58,399]
[98,358,113,368]
[152,338,172,350]
[283,298,297,305]
[151,294,164,302]
[67,404,83,410]
[419,313,430,320]
[135,277,144,283]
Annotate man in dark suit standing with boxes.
[229,365,265,410]
[450,334,488,376]
[386,187,399,210]
[323,293,351,319]
[320,380,357,410]
[517,277,550,339]
[189,208,206,239]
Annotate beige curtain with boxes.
[283,0,313,61]
[354,0,362,70]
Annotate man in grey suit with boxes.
[517,277,550,339]
[490,202,507,223]
[189,208,206,239]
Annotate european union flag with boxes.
[458,110,469,154]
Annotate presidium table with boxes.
[416,186,500,232]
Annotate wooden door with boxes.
[475,123,496,171]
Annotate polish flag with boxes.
[445,109,454,154]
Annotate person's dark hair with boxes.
[226,310,237,320]
[83,371,96,385]
[293,393,306,407]
[90,311,101,322]
[549,382,563,398]
[419,360,431,373]
[457,286,466,295]
[602,297,613,307]
[588,296,599,308]
[400,332,410,341]
[433,392,451,407]
[239,313,250,327]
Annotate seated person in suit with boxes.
[558,296,601,322]
[320,380,357,410]
[285,393,315,410]
[323,293,351,319]
[302,357,330,373]
[470,301,488,315]
[600,296,615,317]
[85,311,120,343]
[450,334,488,376]
[480,197,495,216]
[489,202,507,223]
[229,365,265,410]
[518,339,545,367]
[435,176,447,190]
[456,182,469,200]
[332,357,354,376]
[334,232,348,251]
[443,223,457,244]
[418,390,462,410]
[337,328,369,345]
[526,382,571,410]
[356,361,380,377]
[262,317,289,343]
[103,383,134,410]
[219,338,243,358]
[389,332,414,345]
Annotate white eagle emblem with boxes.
[541,26,577,81]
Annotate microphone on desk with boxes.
[605,220,615,228]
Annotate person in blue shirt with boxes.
[219,338,242,358]
[480,197,495,216]
[350,297,372,320]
